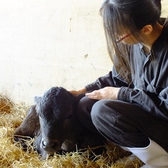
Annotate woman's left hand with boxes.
[85,87,120,100]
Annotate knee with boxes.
[76,96,97,121]
[91,100,123,130]
[91,100,109,127]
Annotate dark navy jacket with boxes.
[86,21,168,121]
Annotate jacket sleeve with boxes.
[118,87,168,120]
[85,66,129,91]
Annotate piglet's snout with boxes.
[41,139,61,152]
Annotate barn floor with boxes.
[0,95,143,168]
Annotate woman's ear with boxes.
[140,25,153,35]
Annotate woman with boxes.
[70,0,168,167]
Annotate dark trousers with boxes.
[76,96,168,152]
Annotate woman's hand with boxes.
[85,87,120,100]
[69,88,87,96]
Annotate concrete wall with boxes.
[0,0,168,105]
[0,0,110,105]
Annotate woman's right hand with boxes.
[69,88,87,96]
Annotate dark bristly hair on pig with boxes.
[14,87,105,159]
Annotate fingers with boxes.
[69,90,78,95]
[69,88,87,95]
[85,91,100,100]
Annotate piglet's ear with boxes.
[34,96,42,105]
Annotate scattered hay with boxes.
[0,95,144,168]
[0,95,14,113]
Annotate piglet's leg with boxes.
[14,105,40,138]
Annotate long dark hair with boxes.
[100,0,161,83]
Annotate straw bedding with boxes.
[0,95,143,168]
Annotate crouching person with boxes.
[70,0,168,167]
